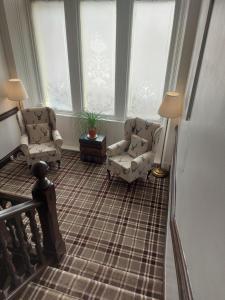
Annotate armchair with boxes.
[17,107,63,168]
[106,118,162,183]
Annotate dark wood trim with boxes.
[0,190,32,204]
[0,200,41,221]
[169,127,193,300]
[186,0,214,120]
[170,220,193,300]
[0,146,20,169]
[0,107,18,122]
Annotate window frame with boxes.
[28,0,182,123]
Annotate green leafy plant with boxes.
[78,111,102,129]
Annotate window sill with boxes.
[56,112,162,125]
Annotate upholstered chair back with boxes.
[22,107,56,128]
[124,117,161,151]
[17,107,56,135]
[16,106,63,168]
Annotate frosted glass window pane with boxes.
[80,1,116,115]
[128,1,175,120]
[31,2,72,111]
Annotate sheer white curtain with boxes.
[127,1,175,120]
[31,0,176,119]
[80,0,116,115]
[31,1,72,111]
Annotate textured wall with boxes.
[0,33,20,159]
[176,0,225,298]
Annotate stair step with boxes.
[19,282,79,300]
[37,266,160,300]
[64,238,165,279]
[59,254,163,299]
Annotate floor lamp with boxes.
[7,78,28,110]
[151,91,182,178]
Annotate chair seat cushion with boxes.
[108,153,133,172]
[28,142,57,158]
[128,134,148,158]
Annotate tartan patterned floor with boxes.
[0,150,169,300]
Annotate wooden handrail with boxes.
[0,190,32,204]
[0,200,41,221]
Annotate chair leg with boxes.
[57,160,61,169]
[127,182,132,191]
[107,169,111,180]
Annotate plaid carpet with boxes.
[0,150,169,300]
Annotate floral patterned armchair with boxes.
[17,107,63,168]
[106,118,162,183]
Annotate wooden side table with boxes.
[79,134,106,164]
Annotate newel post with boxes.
[31,161,66,264]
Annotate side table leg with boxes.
[57,160,61,169]
[107,169,111,180]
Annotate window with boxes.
[30,0,177,120]
[127,1,175,120]
[80,1,116,115]
[31,1,72,111]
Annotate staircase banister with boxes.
[0,190,32,203]
[0,161,65,300]
[0,200,41,221]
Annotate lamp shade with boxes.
[158,91,182,118]
[7,79,28,101]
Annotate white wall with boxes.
[0,29,12,113]
[0,32,20,160]
[175,0,225,298]
[165,1,204,297]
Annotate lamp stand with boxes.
[18,100,24,110]
[152,118,169,178]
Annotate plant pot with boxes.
[88,128,97,139]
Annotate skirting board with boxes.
[0,146,20,169]
[169,127,193,300]
[0,107,18,122]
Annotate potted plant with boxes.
[78,111,101,139]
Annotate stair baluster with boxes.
[0,220,21,288]
[20,215,32,253]
[14,216,34,275]
[6,219,20,249]
[26,209,45,264]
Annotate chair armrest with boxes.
[131,151,155,171]
[20,134,29,156]
[52,130,63,148]
[106,140,129,157]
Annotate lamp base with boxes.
[151,166,168,178]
